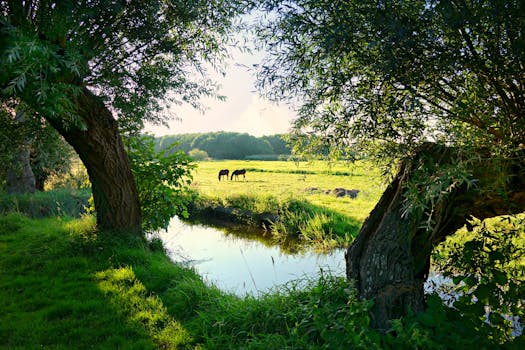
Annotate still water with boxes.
[157,216,346,296]
[157,216,522,336]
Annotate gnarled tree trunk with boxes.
[46,88,142,235]
[6,109,36,194]
[346,143,525,331]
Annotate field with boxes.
[188,160,386,249]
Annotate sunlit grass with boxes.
[0,213,194,349]
[188,160,384,249]
[191,160,383,222]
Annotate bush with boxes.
[124,135,195,232]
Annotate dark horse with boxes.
[218,169,229,181]
[230,169,246,181]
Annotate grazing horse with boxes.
[218,169,229,181]
[230,169,246,181]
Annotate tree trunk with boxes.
[6,109,36,194]
[46,88,142,236]
[346,143,525,331]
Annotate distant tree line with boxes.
[154,132,291,160]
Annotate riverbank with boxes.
[186,160,384,251]
[2,211,522,349]
[0,213,378,349]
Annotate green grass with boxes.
[0,188,90,218]
[0,212,380,349]
[0,213,196,349]
[188,160,384,250]
[2,213,521,349]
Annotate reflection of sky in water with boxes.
[158,217,346,296]
[158,217,523,336]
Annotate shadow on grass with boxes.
[0,213,195,349]
[189,195,363,253]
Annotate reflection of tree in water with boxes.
[183,215,306,255]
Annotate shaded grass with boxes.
[0,188,90,218]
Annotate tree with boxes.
[188,148,209,161]
[1,1,245,235]
[256,0,525,330]
[0,104,73,192]
[2,106,36,194]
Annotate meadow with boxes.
[1,195,521,349]
[188,160,385,250]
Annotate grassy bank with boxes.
[188,160,384,250]
[0,213,378,349]
[2,212,522,349]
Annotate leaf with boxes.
[493,270,508,286]
[474,284,490,303]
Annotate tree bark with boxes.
[46,88,142,236]
[6,109,36,194]
[346,143,525,331]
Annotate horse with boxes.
[218,169,229,181]
[230,169,246,181]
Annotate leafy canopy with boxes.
[255,0,525,160]
[1,0,247,131]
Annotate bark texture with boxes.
[346,143,525,331]
[47,88,142,235]
[6,109,36,194]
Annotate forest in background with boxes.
[154,132,291,160]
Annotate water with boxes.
[157,216,522,336]
[157,216,346,296]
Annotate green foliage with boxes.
[0,105,74,191]
[124,135,195,232]
[192,274,380,349]
[156,132,291,160]
[0,188,90,218]
[256,0,525,161]
[188,148,209,161]
[1,1,246,131]
[433,216,525,343]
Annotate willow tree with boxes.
[0,1,245,234]
[256,0,525,330]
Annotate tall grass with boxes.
[0,188,90,218]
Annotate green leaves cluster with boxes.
[256,0,525,162]
[124,135,195,232]
[434,216,525,342]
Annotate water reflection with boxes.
[157,216,346,296]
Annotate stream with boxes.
[157,216,522,336]
[157,216,346,296]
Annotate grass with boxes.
[1,191,522,349]
[188,160,384,250]
[0,212,379,349]
[0,188,90,218]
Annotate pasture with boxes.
[188,160,386,249]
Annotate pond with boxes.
[158,216,444,297]
[156,216,346,296]
[157,216,522,336]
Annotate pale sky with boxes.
[144,46,296,138]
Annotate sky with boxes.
[144,47,297,138]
